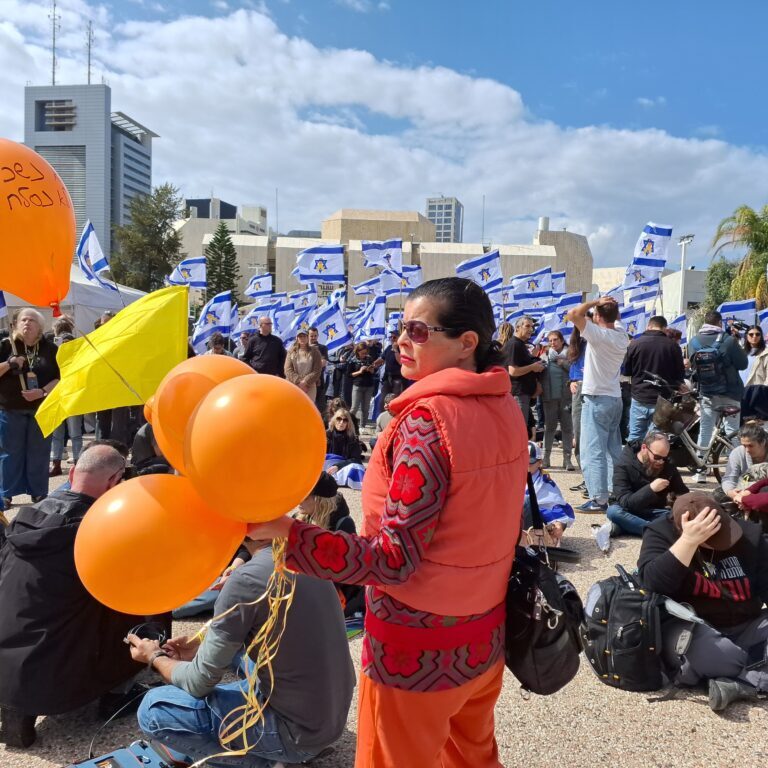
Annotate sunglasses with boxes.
[335,417,349,422]
[748,332,762,337]
[402,320,455,344]
[645,447,668,462]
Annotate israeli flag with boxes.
[167,256,207,289]
[379,265,422,297]
[353,295,387,342]
[626,277,660,305]
[353,274,384,297]
[289,285,319,310]
[552,271,567,297]
[633,222,673,263]
[0,291,6,320]
[309,300,353,352]
[236,304,270,334]
[273,299,297,338]
[620,305,648,338]
[244,273,272,299]
[387,312,402,334]
[401,264,423,292]
[511,266,553,296]
[294,244,345,284]
[192,291,236,353]
[759,309,768,338]
[362,239,403,275]
[717,299,757,328]
[282,306,314,348]
[488,283,516,308]
[456,249,503,293]
[554,292,581,324]
[76,220,118,292]
[668,314,688,345]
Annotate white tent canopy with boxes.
[3,265,146,333]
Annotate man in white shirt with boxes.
[567,296,630,512]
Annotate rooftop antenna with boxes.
[49,0,60,85]
[86,20,94,84]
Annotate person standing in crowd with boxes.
[248,277,528,768]
[568,326,587,493]
[638,492,768,712]
[624,315,686,443]
[379,329,405,401]
[234,331,252,360]
[309,326,329,412]
[541,330,574,471]
[204,331,234,356]
[243,316,286,376]
[0,309,60,511]
[285,329,323,403]
[348,342,377,430]
[567,296,630,513]
[605,431,688,539]
[49,316,82,478]
[689,310,748,483]
[741,325,768,420]
[507,316,546,424]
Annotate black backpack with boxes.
[579,565,666,692]
[690,332,728,395]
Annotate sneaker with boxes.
[577,500,608,513]
[0,708,36,748]
[694,472,707,484]
[708,678,761,712]
[563,460,576,472]
[570,480,586,492]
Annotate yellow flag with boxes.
[36,286,189,437]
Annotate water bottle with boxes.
[26,371,38,391]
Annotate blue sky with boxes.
[1,0,766,266]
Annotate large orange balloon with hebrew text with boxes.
[152,355,254,474]
[185,374,326,523]
[75,474,245,615]
[0,139,74,308]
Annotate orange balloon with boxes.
[0,139,74,308]
[153,355,254,474]
[185,375,326,523]
[75,474,245,615]
[143,395,155,425]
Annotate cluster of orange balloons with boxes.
[75,356,327,614]
[0,138,74,311]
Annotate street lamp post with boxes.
[678,234,695,316]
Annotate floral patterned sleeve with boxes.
[286,406,449,586]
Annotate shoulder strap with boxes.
[526,471,544,530]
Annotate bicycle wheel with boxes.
[708,430,738,483]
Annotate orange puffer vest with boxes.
[362,365,528,616]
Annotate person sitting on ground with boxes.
[325,408,366,489]
[325,396,359,434]
[523,442,574,546]
[0,445,147,748]
[131,537,355,767]
[605,431,688,539]
[638,492,768,712]
[294,472,364,618]
[716,422,768,513]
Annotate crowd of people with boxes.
[1,284,768,764]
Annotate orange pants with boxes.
[354,660,505,768]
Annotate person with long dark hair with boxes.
[248,277,528,767]
[741,325,768,420]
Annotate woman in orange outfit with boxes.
[249,277,528,767]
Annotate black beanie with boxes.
[311,471,338,498]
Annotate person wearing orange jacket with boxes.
[249,277,528,768]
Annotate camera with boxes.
[730,320,749,332]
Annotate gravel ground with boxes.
[2,448,767,767]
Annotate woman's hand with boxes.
[246,514,294,541]
[679,508,721,547]
[21,388,45,402]
[7,355,25,371]
[569,381,579,395]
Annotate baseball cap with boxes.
[671,492,742,551]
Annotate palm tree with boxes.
[711,204,768,308]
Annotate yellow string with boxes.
[188,537,296,767]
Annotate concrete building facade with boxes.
[24,84,156,261]
[426,196,464,243]
[321,209,435,244]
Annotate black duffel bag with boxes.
[505,473,584,695]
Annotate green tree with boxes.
[111,183,184,292]
[711,204,768,308]
[702,255,739,311]
[205,221,241,304]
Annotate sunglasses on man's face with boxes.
[645,447,668,463]
[402,320,455,344]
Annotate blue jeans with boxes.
[698,395,740,457]
[172,587,219,619]
[606,504,668,537]
[580,395,623,504]
[138,680,317,768]
[0,409,52,499]
[627,400,656,444]
[51,415,84,462]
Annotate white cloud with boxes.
[335,0,389,12]
[636,96,666,108]
[1,4,766,268]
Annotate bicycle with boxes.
[642,371,739,482]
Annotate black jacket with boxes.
[244,333,286,377]
[0,492,146,714]
[638,514,768,628]
[623,330,685,404]
[612,445,688,515]
[326,429,363,469]
[688,329,748,401]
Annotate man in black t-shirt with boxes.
[507,316,545,424]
